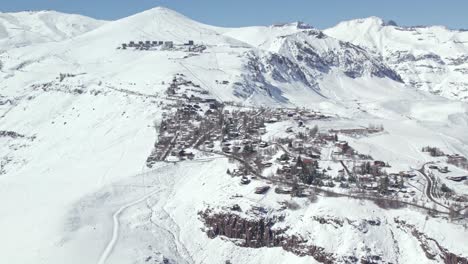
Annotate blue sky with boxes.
[1,0,467,29]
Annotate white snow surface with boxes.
[0,7,467,264]
[0,10,106,49]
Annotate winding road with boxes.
[416,163,449,210]
[97,187,166,264]
[197,145,450,215]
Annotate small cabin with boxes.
[374,160,386,167]
[255,186,270,194]
[438,166,449,173]
[447,176,467,182]
[292,139,304,149]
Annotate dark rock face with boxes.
[265,53,311,85]
[201,210,468,263]
[200,209,336,264]
[384,20,398,27]
[235,52,306,103]
[290,36,403,82]
[394,218,468,264]
[447,55,468,66]
[390,51,446,66]
[204,213,283,248]
[0,130,25,138]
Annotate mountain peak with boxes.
[349,16,385,27]
[272,21,314,30]
[333,16,401,30]
[144,6,181,15]
[125,6,189,21]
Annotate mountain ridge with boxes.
[0,10,106,49]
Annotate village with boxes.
[144,74,468,218]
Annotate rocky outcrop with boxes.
[201,209,287,248]
[394,218,468,264]
[0,130,25,138]
[200,209,336,263]
[234,52,303,102]
[281,32,403,82]
[235,28,405,102]
[202,209,452,263]
[325,20,468,102]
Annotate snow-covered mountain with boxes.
[0,10,106,49]
[1,7,467,264]
[325,17,468,101]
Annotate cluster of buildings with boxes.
[120,40,195,50]
[329,126,384,136]
[148,74,425,198]
[447,154,468,168]
[262,109,329,124]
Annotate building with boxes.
[374,161,386,167]
[447,176,468,182]
[335,141,349,151]
[292,139,304,150]
[448,154,467,163]
[164,41,174,49]
[438,166,449,173]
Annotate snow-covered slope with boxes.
[0,7,467,264]
[0,7,406,107]
[325,17,468,101]
[0,10,106,49]
[69,7,247,53]
[220,22,313,48]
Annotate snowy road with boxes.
[97,187,167,264]
[416,163,449,211]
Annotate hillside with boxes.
[0,10,106,49]
[0,7,467,264]
[325,17,468,101]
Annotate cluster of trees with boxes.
[440,183,452,193]
[294,156,325,185]
[357,161,382,176]
[378,176,390,194]
[296,125,319,141]
[421,146,445,157]
[374,174,405,195]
